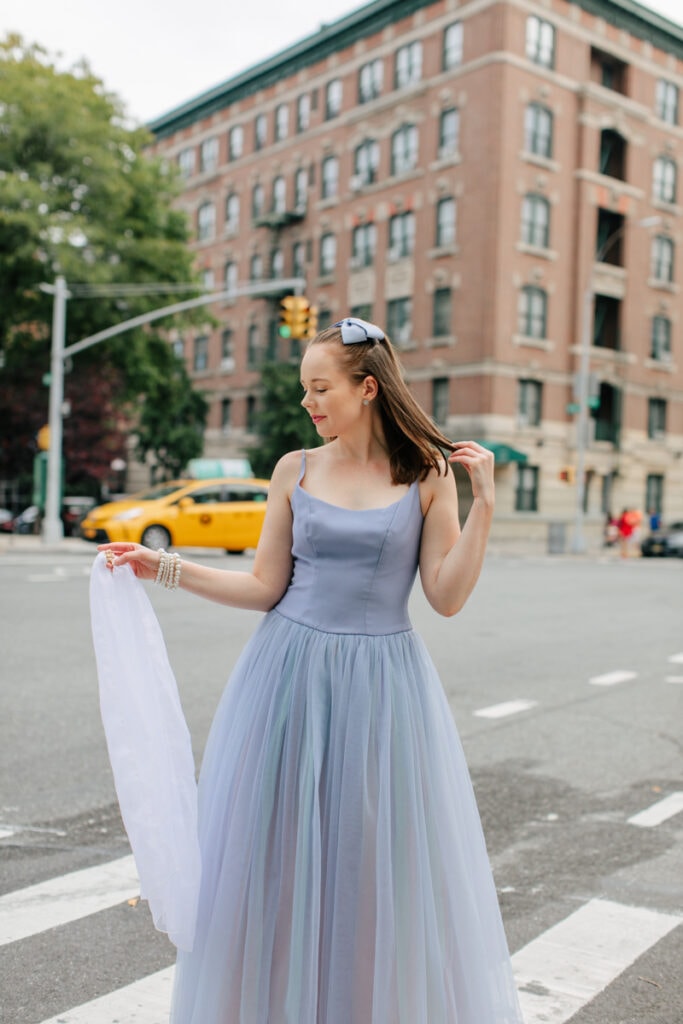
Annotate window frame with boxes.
[197,201,216,242]
[436,196,457,248]
[325,78,343,120]
[394,41,423,89]
[524,103,553,158]
[525,15,555,70]
[321,155,339,200]
[521,193,550,249]
[442,22,464,71]
[653,156,677,204]
[319,232,337,276]
[432,288,452,338]
[651,315,672,362]
[391,124,418,176]
[651,235,675,283]
[518,285,548,339]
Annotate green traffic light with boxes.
[279,325,292,338]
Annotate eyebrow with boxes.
[301,377,331,384]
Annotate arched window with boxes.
[518,285,547,339]
[272,176,287,213]
[224,261,238,294]
[521,194,550,248]
[353,140,379,185]
[653,156,677,204]
[225,193,240,233]
[197,202,215,241]
[391,125,418,175]
[250,253,263,281]
[321,156,339,199]
[436,197,457,247]
[319,233,337,276]
[651,235,675,283]
[252,183,265,221]
[524,103,553,158]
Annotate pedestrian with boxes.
[604,510,618,548]
[648,507,662,533]
[617,507,637,558]
[98,317,523,1023]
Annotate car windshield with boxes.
[125,482,187,501]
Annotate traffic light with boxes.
[306,305,318,340]
[559,466,576,484]
[279,295,310,339]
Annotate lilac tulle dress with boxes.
[170,451,523,1023]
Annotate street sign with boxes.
[566,402,580,415]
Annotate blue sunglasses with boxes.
[332,317,386,345]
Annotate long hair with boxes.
[308,325,456,485]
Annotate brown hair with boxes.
[308,325,456,485]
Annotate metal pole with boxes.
[571,283,593,554]
[43,276,68,543]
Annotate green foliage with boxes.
[0,35,208,490]
[249,361,320,478]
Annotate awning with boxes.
[476,441,528,464]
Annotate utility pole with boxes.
[40,277,305,544]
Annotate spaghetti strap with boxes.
[298,448,306,483]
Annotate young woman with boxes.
[100,317,522,1023]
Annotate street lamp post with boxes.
[570,215,661,554]
[40,276,305,544]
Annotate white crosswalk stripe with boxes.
[1,853,678,1024]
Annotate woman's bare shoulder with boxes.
[418,459,457,513]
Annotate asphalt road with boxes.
[1,545,681,1024]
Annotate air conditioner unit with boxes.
[350,174,365,192]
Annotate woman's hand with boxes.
[97,542,161,581]
[448,441,495,506]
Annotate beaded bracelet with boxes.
[154,549,182,590]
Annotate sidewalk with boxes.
[0,534,95,556]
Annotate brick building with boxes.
[147,0,683,544]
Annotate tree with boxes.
[249,362,320,478]
[0,36,208,495]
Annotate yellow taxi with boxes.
[80,478,269,553]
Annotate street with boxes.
[1,545,682,1024]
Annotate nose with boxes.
[301,390,311,409]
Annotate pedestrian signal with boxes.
[279,296,310,340]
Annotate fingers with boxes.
[447,441,494,465]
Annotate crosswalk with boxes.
[1,835,680,1024]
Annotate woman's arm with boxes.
[99,452,300,612]
[418,442,495,617]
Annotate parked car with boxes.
[0,508,14,528]
[641,521,683,558]
[80,478,269,553]
[61,496,97,536]
[1,505,41,534]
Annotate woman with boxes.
[100,317,522,1023]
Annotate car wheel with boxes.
[141,525,171,550]
[226,548,245,555]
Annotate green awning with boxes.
[476,441,528,465]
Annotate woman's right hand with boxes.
[98,542,161,581]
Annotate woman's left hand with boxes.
[447,441,495,505]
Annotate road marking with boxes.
[0,827,15,840]
[668,652,683,664]
[474,699,538,719]
[665,675,683,684]
[37,966,175,1024]
[512,898,682,1024]
[588,670,637,686]
[628,792,683,828]
[0,855,139,946]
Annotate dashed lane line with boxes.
[37,966,175,1024]
[512,898,682,1024]
[473,699,538,719]
[665,675,683,684]
[668,652,683,664]
[0,854,139,947]
[628,791,683,828]
[588,670,637,686]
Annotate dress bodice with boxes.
[274,453,424,635]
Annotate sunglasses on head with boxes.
[332,317,386,345]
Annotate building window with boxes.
[193,335,209,371]
[596,208,624,265]
[645,473,664,516]
[272,176,287,214]
[521,193,550,248]
[438,108,460,159]
[296,94,311,132]
[391,124,418,175]
[275,103,289,142]
[292,241,306,278]
[591,48,627,94]
[351,304,372,321]
[651,235,675,283]
[197,202,216,241]
[432,378,449,426]
[224,260,238,294]
[177,147,195,178]
[443,21,463,70]
[651,315,672,362]
[518,379,542,427]
[325,78,343,119]
[593,295,620,349]
[353,139,379,185]
[526,16,555,69]
[228,125,243,160]
[254,113,267,150]
[321,155,339,200]
[599,129,626,181]
[432,288,452,337]
[199,137,219,173]
[395,41,422,89]
[201,268,214,292]
[351,223,376,268]
[515,465,539,512]
[172,338,185,360]
[648,397,667,439]
[295,167,308,211]
[518,285,547,339]
[221,329,234,364]
[247,325,260,369]
[270,247,284,279]
[225,193,240,233]
[319,233,337,276]
[524,103,553,158]
[386,297,412,347]
[436,197,457,247]
[653,156,677,204]
[358,59,383,103]
[388,211,415,261]
[221,398,232,433]
[591,383,621,444]
[656,79,679,125]
[252,183,265,221]
[249,253,263,282]
[246,395,257,432]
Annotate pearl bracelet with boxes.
[154,549,182,590]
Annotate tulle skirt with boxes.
[170,610,522,1024]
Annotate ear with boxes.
[362,375,379,402]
